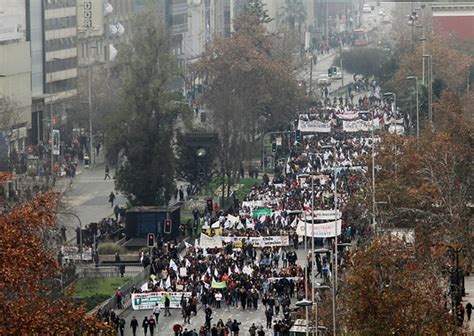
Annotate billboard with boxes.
[0,0,26,42]
[77,0,104,36]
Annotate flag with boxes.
[185,259,191,268]
[211,279,227,289]
[165,276,171,289]
[170,259,178,272]
[184,241,192,248]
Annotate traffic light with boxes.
[147,233,155,247]
[271,142,277,153]
[295,130,301,142]
[206,198,213,212]
[164,219,172,234]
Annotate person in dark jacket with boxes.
[130,316,139,336]
[142,316,149,336]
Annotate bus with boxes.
[353,27,375,46]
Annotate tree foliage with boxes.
[334,48,395,82]
[0,192,113,335]
[106,10,190,206]
[280,0,306,32]
[194,11,304,180]
[0,95,20,131]
[340,235,455,335]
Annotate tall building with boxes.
[0,0,31,154]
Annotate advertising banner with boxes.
[77,0,104,36]
[296,220,342,238]
[52,130,60,155]
[298,120,331,133]
[131,292,192,310]
[0,0,26,42]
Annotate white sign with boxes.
[296,220,342,238]
[0,0,26,42]
[298,120,331,133]
[342,119,380,132]
[221,236,289,248]
[52,130,60,155]
[199,233,222,249]
[77,0,104,36]
[131,292,192,310]
[307,210,341,221]
[60,246,92,261]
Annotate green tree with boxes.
[281,0,306,32]
[107,10,189,206]
[244,0,272,24]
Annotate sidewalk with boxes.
[462,275,474,334]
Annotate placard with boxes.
[131,292,192,310]
[296,220,342,238]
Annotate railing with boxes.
[76,266,142,279]
[88,265,150,315]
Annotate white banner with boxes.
[342,119,380,132]
[52,129,60,155]
[242,200,264,209]
[131,292,192,310]
[221,236,289,248]
[198,234,222,249]
[307,210,341,221]
[336,112,359,120]
[296,220,342,238]
[298,120,331,133]
[60,246,92,261]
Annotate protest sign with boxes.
[252,208,272,217]
[296,220,342,238]
[211,279,227,289]
[198,233,222,249]
[221,236,289,248]
[131,291,192,310]
[298,120,331,133]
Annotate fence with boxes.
[76,266,143,279]
[88,265,150,315]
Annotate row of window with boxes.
[44,16,77,31]
[46,57,78,73]
[46,77,77,94]
[45,37,77,52]
[44,0,76,10]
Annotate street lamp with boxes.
[406,76,419,144]
[422,55,433,127]
[296,299,313,336]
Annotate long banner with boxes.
[298,120,331,133]
[221,236,289,248]
[131,292,192,310]
[296,220,342,238]
[199,234,222,249]
[305,210,341,221]
[342,119,380,132]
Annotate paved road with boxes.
[119,247,320,336]
[58,152,126,242]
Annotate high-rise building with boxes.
[0,0,31,153]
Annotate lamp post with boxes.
[332,155,338,336]
[422,55,433,126]
[370,110,376,232]
[406,76,419,144]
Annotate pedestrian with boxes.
[114,204,120,221]
[257,326,265,336]
[153,303,161,323]
[115,287,123,309]
[467,302,473,321]
[231,319,240,336]
[109,191,116,207]
[215,291,222,309]
[179,187,184,201]
[118,317,126,336]
[148,316,156,336]
[164,294,171,316]
[211,324,218,336]
[130,316,139,336]
[104,164,111,179]
[96,142,101,156]
[265,307,273,329]
[248,324,257,336]
[142,316,149,336]
[173,323,183,336]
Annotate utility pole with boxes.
[50,100,54,184]
[87,38,94,165]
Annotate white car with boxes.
[317,74,330,86]
[332,71,343,80]
[363,5,371,13]
[378,9,386,16]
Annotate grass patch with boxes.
[73,277,131,298]
[97,242,128,255]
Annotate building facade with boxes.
[0,0,31,155]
